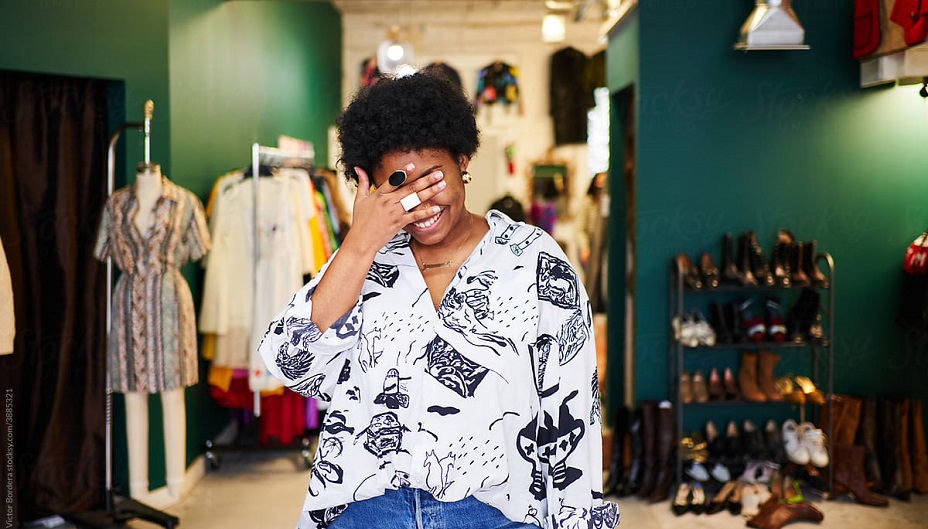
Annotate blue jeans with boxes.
[327,487,541,529]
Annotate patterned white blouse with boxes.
[258,211,619,529]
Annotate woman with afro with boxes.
[259,72,619,529]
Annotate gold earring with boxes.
[462,171,472,184]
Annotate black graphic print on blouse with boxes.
[437,271,517,356]
[536,252,579,309]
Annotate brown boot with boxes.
[833,443,890,507]
[909,399,928,493]
[739,351,767,402]
[857,398,884,492]
[747,497,824,529]
[836,395,862,446]
[757,350,784,402]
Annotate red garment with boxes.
[259,389,307,446]
[853,0,881,58]
[891,0,928,46]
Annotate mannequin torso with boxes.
[134,163,163,235]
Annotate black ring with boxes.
[389,170,407,187]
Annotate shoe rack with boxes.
[668,246,835,497]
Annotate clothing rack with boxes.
[64,101,179,529]
[201,142,317,472]
[250,143,314,415]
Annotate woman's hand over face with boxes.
[346,164,446,253]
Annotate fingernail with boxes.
[405,163,415,171]
[434,171,444,180]
[437,181,446,189]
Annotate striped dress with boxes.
[94,178,210,393]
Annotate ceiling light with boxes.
[542,12,566,43]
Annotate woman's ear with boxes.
[458,155,469,174]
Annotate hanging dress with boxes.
[94,177,211,393]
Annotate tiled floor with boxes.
[90,452,928,528]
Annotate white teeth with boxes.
[413,211,441,229]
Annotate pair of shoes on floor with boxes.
[671,481,707,515]
[782,419,829,467]
[706,480,742,515]
[673,309,716,347]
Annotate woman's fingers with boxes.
[354,166,371,198]
[399,170,446,211]
[376,163,415,194]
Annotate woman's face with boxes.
[373,148,469,248]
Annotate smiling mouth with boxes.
[412,208,443,230]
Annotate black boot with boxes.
[748,231,775,286]
[802,240,829,287]
[721,233,739,284]
[736,233,758,286]
[626,407,644,495]
[636,401,659,499]
[709,302,734,344]
[648,401,676,503]
[789,242,811,287]
[604,405,630,497]
[770,229,793,287]
[787,288,819,342]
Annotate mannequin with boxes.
[94,162,210,502]
[127,163,186,499]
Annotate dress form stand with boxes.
[125,163,187,501]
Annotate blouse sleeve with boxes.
[257,253,363,401]
[93,200,113,262]
[533,246,619,529]
[184,193,211,262]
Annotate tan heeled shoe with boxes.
[680,370,693,404]
[774,376,805,405]
[793,375,826,405]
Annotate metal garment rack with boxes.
[250,143,314,415]
[64,102,179,528]
[202,143,315,471]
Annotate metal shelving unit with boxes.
[668,251,835,497]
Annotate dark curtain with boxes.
[0,71,108,522]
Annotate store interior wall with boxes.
[609,4,928,427]
[338,1,606,238]
[0,0,342,499]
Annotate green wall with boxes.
[0,0,171,178]
[167,0,342,487]
[169,0,343,198]
[0,0,342,494]
[609,3,928,417]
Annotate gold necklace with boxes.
[416,215,474,271]
[421,259,456,270]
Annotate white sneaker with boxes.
[782,419,810,465]
[800,422,829,468]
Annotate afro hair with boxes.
[337,72,480,183]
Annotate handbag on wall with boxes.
[899,230,928,337]
[890,0,928,46]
